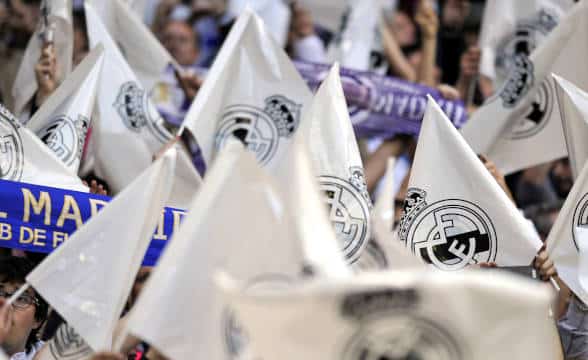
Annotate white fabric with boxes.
[401,97,542,271]
[180,9,313,173]
[546,160,588,305]
[479,0,574,86]
[301,64,372,263]
[26,150,176,351]
[226,0,291,47]
[463,2,588,174]
[0,103,86,191]
[368,157,425,271]
[576,226,588,297]
[221,270,557,360]
[327,0,380,71]
[26,46,104,174]
[12,0,73,118]
[85,2,173,193]
[124,141,341,359]
[553,74,588,179]
[296,0,347,33]
[166,144,202,209]
[86,0,176,91]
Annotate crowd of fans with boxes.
[0,0,580,359]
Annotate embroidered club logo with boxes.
[49,324,93,359]
[509,80,554,140]
[399,188,497,271]
[215,95,301,166]
[114,81,172,143]
[320,167,372,263]
[223,274,293,359]
[0,105,24,181]
[39,115,89,167]
[341,289,464,360]
[572,193,588,250]
[495,9,558,83]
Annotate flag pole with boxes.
[6,283,30,307]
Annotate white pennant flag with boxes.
[296,0,347,33]
[12,0,74,118]
[301,64,372,264]
[463,2,588,174]
[180,9,313,172]
[576,226,588,296]
[85,1,173,193]
[359,157,425,271]
[226,0,291,47]
[166,144,203,209]
[221,270,556,360]
[123,141,330,359]
[0,103,86,191]
[25,45,104,174]
[86,0,175,91]
[553,74,588,179]
[25,150,176,352]
[400,97,542,271]
[546,161,588,305]
[479,0,574,87]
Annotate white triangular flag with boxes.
[546,160,588,305]
[401,97,542,270]
[180,9,313,171]
[226,0,292,47]
[86,0,175,91]
[296,0,347,33]
[553,74,588,179]
[34,323,94,360]
[360,157,425,271]
[479,0,574,86]
[166,145,202,209]
[301,64,372,263]
[0,103,86,190]
[12,0,74,118]
[25,45,104,174]
[85,2,173,193]
[464,2,588,174]
[576,226,588,296]
[26,150,176,351]
[123,142,315,359]
[221,270,556,360]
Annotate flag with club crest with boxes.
[463,1,588,174]
[355,157,425,271]
[400,97,542,271]
[34,323,93,360]
[226,0,291,47]
[25,149,177,352]
[180,9,313,173]
[0,103,86,191]
[545,160,588,305]
[86,0,176,91]
[122,140,348,360]
[576,226,588,297]
[85,1,173,193]
[220,269,557,360]
[300,64,372,264]
[25,45,104,175]
[12,0,73,118]
[553,74,588,179]
[479,0,575,87]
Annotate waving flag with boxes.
[0,103,86,191]
[85,1,173,193]
[221,270,556,360]
[26,46,104,174]
[180,9,313,173]
[12,0,73,118]
[25,150,177,352]
[553,74,588,178]
[400,97,542,270]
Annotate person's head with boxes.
[161,20,199,66]
[6,0,40,34]
[0,256,48,356]
[391,10,417,48]
[72,9,89,66]
[550,158,573,199]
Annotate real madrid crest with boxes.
[113,81,172,143]
[215,95,301,166]
[399,188,497,271]
[340,289,464,360]
[0,104,24,181]
[39,114,89,167]
[320,167,372,263]
[49,324,93,359]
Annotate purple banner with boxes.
[294,61,468,139]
